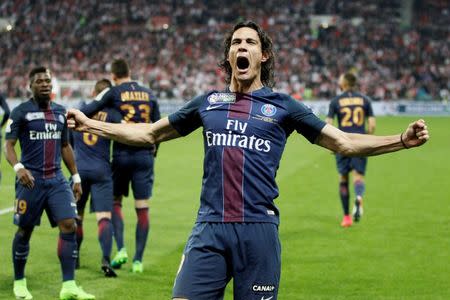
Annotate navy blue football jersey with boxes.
[71,108,122,172]
[327,91,374,134]
[169,87,326,224]
[81,81,160,155]
[5,99,68,179]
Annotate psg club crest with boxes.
[261,104,277,117]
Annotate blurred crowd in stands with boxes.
[0,0,448,101]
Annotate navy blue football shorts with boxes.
[77,169,113,214]
[335,154,367,175]
[112,154,154,199]
[14,173,77,228]
[172,222,281,300]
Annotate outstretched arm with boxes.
[67,109,181,146]
[316,119,429,156]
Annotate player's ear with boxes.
[261,51,269,63]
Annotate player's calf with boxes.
[352,196,363,222]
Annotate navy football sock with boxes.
[112,201,125,250]
[12,232,31,280]
[58,232,77,281]
[75,219,83,252]
[354,180,365,199]
[98,218,113,262]
[134,207,149,262]
[339,181,350,215]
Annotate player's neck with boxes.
[343,88,354,94]
[229,78,263,94]
[32,97,50,109]
[114,77,132,86]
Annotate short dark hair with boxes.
[111,59,130,78]
[29,66,50,82]
[219,21,275,88]
[343,72,357,88]
[94,78,112,94]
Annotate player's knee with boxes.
[95,212,112,221]
[353,173,365,182]
[339,175,349,182]
[58,218,76,233]
[135,199,149,209]
[17,227,34,240]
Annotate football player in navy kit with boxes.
[67,21,429,300]
[5,67,95,300]
[81,59,161,273]
[326,72,376,227]
[71,79,122,277]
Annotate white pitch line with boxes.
[0,206,14,215]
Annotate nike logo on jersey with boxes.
[206,104,225,111]
[261,296,273,300]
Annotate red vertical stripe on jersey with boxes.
[223,148,244,221]
[228,94,251,119]
[223,94,252,222]
[44,110,56,178]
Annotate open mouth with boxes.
[236,57,250,70]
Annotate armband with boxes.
[72,173,81,183]
[13,163,25,173]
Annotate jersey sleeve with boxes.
[327,99,337,118]
[0,94,11,127]
[150,99,161,123]
[5,106,23,140]
[287,98,326,144]
[81,88,114,117]
[168,95,203,136]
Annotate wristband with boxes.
[72,173,81,183]
[400,132,409,149]
[13,163,25,173]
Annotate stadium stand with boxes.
[0,0,448,101]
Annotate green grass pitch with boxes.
[0,116,448,299]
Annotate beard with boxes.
[34,93,51,108]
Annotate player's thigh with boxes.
[131,156,154,200]
[350,157,367,175]
[335,154,351,175]
[46,176,77,226]
[172,223,230,300]
[14,181,47,227]
[112,157,132,197]
[232,223,281,300]
[90,178,114,213]
[76,177,91,213]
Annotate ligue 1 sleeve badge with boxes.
[261,104,277,117]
